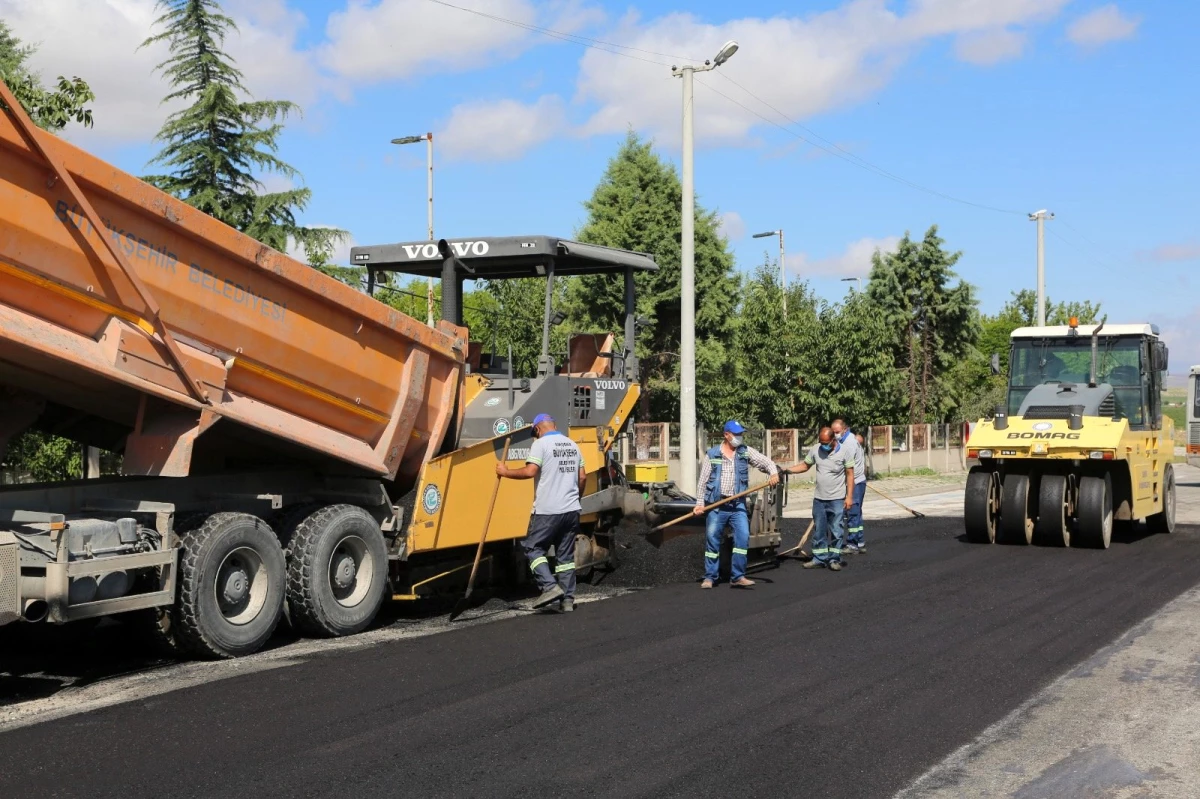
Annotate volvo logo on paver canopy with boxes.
[397,241,490,260]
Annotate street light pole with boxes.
[841,276,862,291]
[392,133,436,326]
[673,40,739,495]
[1028,209,1054,327]
[753,228,786,319]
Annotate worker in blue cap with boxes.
[692,420,780,588]
[497,413,586,612]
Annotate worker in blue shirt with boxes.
[692,421,780,589]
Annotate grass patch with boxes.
[877,467,940,478]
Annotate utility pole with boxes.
[392,133,436,326]
[752,228,787,319]
[1028,209,1054,327]
[673,40,739,494]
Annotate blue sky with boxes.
[7,1,1198,365]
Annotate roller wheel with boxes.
[964,467,999,544]
[1036,475,1070,547]
[1075,473,1113,549]
[286,505,388,638]
[174,513,286,659]
[1000,474,1035,545]
[1147,464,1177,535]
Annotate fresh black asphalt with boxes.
[2,516,1199,799]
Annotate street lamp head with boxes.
[392,135,426,145]
[752,231,777,238]
[713,40,739,66]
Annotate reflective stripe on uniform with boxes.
[529,556,548,571]
[555,562,575,573]
[811,547,831,556]
[705,551,720,560]
[849,526,864,533]
[732,547,748,555]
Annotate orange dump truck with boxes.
[0,80,663,657]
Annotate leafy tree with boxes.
[866,226,980,424]
[0,21,94,132]
[565,132,740,426]
[142,0,345,257]
[810,289,904,429]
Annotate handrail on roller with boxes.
[0,77,210,404]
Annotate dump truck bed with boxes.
[0,93,463,484]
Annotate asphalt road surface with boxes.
[2,515,1199,799]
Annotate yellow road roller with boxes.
[965,319,1176,548]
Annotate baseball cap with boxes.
[723,420,745,434]
[531,413,555,427]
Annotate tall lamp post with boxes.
[1028,209,1053,327]
[392,133,435,326]
[752,229,787,319]
[672,40,739,495]
[840,276,862,291]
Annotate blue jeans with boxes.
[704,500,750,581]
[844,482,867,547]
[812,499,845,564]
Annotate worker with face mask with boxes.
[831,418,867,554]
[785,426,855,571]
[692,421,780,589]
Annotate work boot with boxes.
[532,584,565,609]
[559,598,575,613]
[730,577,755,588]
[701,579,714,589]
[829,561,843,572]
[803,560,825,569]
[856,545,867,554]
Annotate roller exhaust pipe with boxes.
[22,599,48,623]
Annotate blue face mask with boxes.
[819,441,834,453]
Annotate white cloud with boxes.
[438,95,567,162]
[288,228,356,265]
[1156,307,1200,377]
[3,0,324,145]
[790,235,899,279]
[575,1,1071,149]
[318,0,602,84]
[1067,4,1141,48]
[953,29,1027,65]
[718,211,746,242]
[1142,241,1200,263]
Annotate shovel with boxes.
[449,436,511,622]
[866,482,926,519]
[775,519,815,559]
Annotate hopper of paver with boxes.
[0,81,464,485]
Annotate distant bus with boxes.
[1189,365,1200,467]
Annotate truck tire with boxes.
[1075,473,1113,549]
[286,505,387,638]
[1036,475,1070,547]
[175,513,286,659]
[964,467,999,544]
[1000,473,1035,545]
[1147,464,1177,535]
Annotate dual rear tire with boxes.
[169,506,387,659]
[965,470,1120,551]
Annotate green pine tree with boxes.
[866,226,980,424]
[566,131,740,426]
[141,0,345,259]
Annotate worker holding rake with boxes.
[693,421,781,589]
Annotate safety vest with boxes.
[704,445,750,505]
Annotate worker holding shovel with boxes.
[693,421,781,589]
[496,414,586,613]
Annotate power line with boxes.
[424,0,692,66]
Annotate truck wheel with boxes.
[1147,464,1177,535]
[1075,474,1113,549]
[1036,475,1070,547]
[964,467,999,544]
[1000,474,1035,545]
[175,513,286,659]
[286,505,388,638]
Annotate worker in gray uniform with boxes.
[832,418,868,553]
[497,414,586,612]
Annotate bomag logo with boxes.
[1006,432,1082,440]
